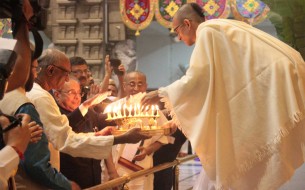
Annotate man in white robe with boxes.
[141,3,305,190]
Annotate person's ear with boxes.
[184,19,192,29]
[46,65,54,76]
[53,90,60,101]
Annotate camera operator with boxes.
[0,0,43,189]
[5,0,33,93]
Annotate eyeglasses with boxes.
[32,65,41,73]
[174,23,185,34]
[59,89,84,97]
[51,64,70,76]
[173,19,192,35]
[71,69,89,75]
[127,82,144,88]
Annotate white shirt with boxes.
[26,83,114,170]
[0,146,19,190]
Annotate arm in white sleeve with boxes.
[0,146,19,189]
[32,92,114,160]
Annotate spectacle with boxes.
[128,82,144,88]
[174,23,184,34]
[51,64,70,76]
[173,19,192,34]
[32,65,42,73]
[71,69,89,75]
[59,89,84,97]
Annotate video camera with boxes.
[0,0,50,31]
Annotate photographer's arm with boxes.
[7,6,32,92]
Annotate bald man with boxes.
[142,3,305,190]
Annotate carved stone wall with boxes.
[46,0,126,79]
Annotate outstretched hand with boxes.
[162,120,177,135]
[140,90,161,109]
[133,146,148,161]
[113,128,151,145]
[82,91,110,109]
[95,126,116,136]
[87,84,106,99]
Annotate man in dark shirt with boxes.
[53,76,115,188]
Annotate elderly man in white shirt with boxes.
[26,48,150,172]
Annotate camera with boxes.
[110,59,124,76]
[0,0,50,30]
[82,85,90,94]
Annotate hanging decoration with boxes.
[0,19,12,37]
[0,21,5,37]
[121,0,270,36]
[154,0,189,32]
[230,0,270,25]
[189,0,231,20]
[120,0,155,36]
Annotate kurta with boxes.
[26,83,114,169]
[0,146,19,190]
[159,19,305,189]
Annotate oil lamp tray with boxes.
[112,127,171,136]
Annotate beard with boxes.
[25,73,35,92]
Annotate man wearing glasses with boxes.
[69,56,98,102]
[26,49,150,182]
[53,77,120,189]
[142,3,305,190]
[69,56,90,87]
[0,55,77,189]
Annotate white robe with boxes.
[159,19,305,190]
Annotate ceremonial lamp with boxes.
[105,103,170,136]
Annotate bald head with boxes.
[124,71,147,83]
[172,3,205,46]
[38,48,69,68]
[124,71,147,96]
[36,48,71,91]
[174,3,205,24]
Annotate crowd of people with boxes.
[1,1,305,190]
